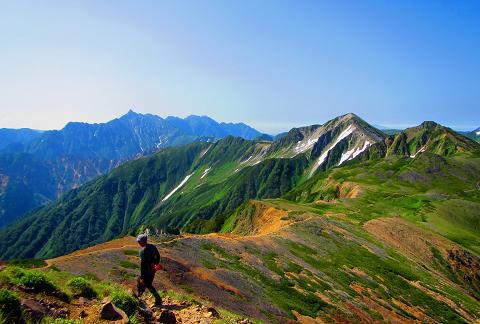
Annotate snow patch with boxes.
[234,168,240,173]
[200,145,212,157]
[338,140,371,166]
[294,136,320,154]
[200,167,211,179]
[162,173,194,202]
[476,131,480,136]
[316,124,355,167]
[410,146,427,158]
[241,155,253,164]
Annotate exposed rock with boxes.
[447,248,480,296]
[79,310,88,318]
[159,310,177,323]
[99,298,128,322]
[54,308,69,318]
[138,299,153,320]
[204,306,219,318]
[21,299,49,321]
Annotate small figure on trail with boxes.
[136,233,163,306]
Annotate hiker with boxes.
[136,233,163,306]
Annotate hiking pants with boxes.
[137,274,162,303]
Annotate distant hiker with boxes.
[136,234,163,306]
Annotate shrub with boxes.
[119,260,139,270]
[67,277,97,298]
[0,289,22,321]
[111,289,138,316]
[123,250,138,256]
[8,258,47,269]
[16,270,57,292]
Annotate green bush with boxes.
[123,250,138,256]
[8,258,47,269]
[15,270,57,292]
[67,277,97,298]
[119,260,139,270]
[111,289,138,316]
[0,289,22,320]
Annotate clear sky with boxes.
[1,1,479,134]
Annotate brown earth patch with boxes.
[391,298,433,323]
[251,206,291,235]
[363,217,453,262]
[47,236,138,267]
[409,281,477,322]
[339,181,363,198]
[292,310,326,323]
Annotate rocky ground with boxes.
[6,282,253,323]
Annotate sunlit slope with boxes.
[47,196,480,322]
[1,115,478,263]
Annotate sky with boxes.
[0,1,479,134]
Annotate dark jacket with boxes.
[139,243,160,279]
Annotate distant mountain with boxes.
[382,121,479,158]
[460,127,480,143]
[0,128,43,151]
[0,111,264,227]
[165,115,264,140]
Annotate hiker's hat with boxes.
[136,233,148,243]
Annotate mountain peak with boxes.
[419,121,439,129]
[342,112,360,120]
[121,109,141,119]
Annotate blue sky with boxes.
[0,1,479,133]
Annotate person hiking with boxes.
[136,233,163,306]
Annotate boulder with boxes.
[204,307,219,318]
[159,310,177,323]
[21,299,49,321]
[99,298,128,322]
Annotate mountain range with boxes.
[0,112,479,322]
[1,113,478,259]
[0,111,264,227]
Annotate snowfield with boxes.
[338,140,371,166]
[410,146,427,158]
[200,167,211,179]
[162,173,194,202]
[294,136,320,154]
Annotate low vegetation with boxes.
[111,288,139,316]
[66,277,97,298]
[0,288,22,322]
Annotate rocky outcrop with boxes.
[99,298,128,323]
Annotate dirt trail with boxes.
[46,236,138,267]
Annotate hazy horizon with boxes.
[0,109,477,135]
[1,1,479,133]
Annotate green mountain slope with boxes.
[0,116,478,262]
[385,121,479,157]
[0,116,479,322]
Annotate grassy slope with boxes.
[208,152,480,321]
[1,151,478,322]
[0,261,252,323]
